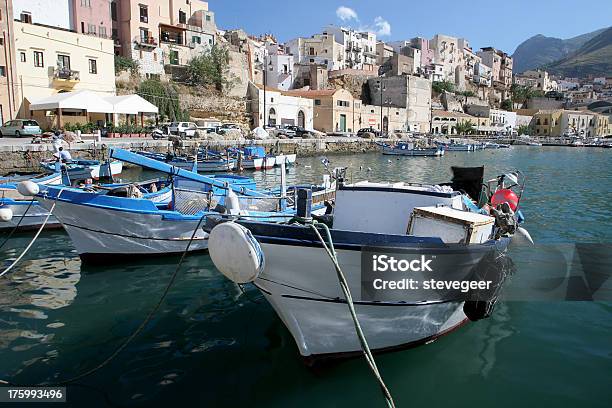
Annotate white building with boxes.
[430,34,464,83]
[12,0,72,30]
[247,83,314,129]
[515,69,558,92]
[474,62,492,87]
[285,33,344,71]
[264,43,294,91]
[323,25,378,71]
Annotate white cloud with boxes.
[336,6,358,22]
[372,16,391,36]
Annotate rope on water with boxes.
[308,222,396,408]
[0,211,208,386]
[0,199,35,251]
[0,190,65,278]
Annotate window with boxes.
[205,14,211,21]
[178,10,186,24]
[337,100,349,107]
[81,0,91,6]
[20,52,26,62]
[57,54,70,70]
[33,51,44,67]
[314,99,321,106]
[88,59,97,74]
[81,22,85,33]
[87,23,96,34]
[139,28,149,42]
[192,36,201,44]
[100,26,107,38]
[208,38,213,45]
[20,12,32,23]
[309,47,315,55]
[170,50,179,65]
[0,66,5,77]
[139,5,148,23]
[111,2,117,21]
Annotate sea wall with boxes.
[0,138,380,174]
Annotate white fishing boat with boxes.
[32,149,327,263]
[206,167,529,361]
[382,142,444,157]
[241,157,264,170]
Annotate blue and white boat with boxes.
[135,151,236,172]
[435,141,474,151]
[382,142,444,157]
[33,149,327,262]
[0,173,63,230]
[205,168,528,360]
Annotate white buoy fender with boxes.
[0,207,13,222]
[513,226,534,246]
[17,180,40,197]
[208,222,264,284]
[224,189,241,215]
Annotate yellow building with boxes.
[532,110,563,137]
[283,88,356,133]
[13,20,115,118]
[592,114,609,137]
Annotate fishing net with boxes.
[173,188,214,215]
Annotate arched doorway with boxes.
[382,116,389,132]
[297,110,305,128]
[268,108,276,126]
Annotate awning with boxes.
[28,90,114,113]
[104,94,159,115]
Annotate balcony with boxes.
[134,35,158,48]
[53,67,80,88]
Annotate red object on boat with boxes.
[491,189,519,211]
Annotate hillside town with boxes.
[0,0,611,140]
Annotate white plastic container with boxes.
[408,206,495,244]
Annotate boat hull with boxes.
[383,147,444,156]
[36,197,208,261]
[241,158,264,170]
[254,241,475,357]
[0,201,61,231]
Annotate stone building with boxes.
[0,0,18,123]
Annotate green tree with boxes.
[432,80,455,94]
[500,99,513,111]
[186,45,232,91]
[455,120,476,135]
[138,79,189,121]
[114,55,138,73]
[517,124,531,136]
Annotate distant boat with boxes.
[382,142,444,157]
[40,160,123,180]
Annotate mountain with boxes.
[512,28,607,74]
[544,27,612,77]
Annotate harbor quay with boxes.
[0,137,381,174]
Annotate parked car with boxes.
[168,122,197,139]
[286,125,314,138]
[0,119,42,137]
[356,127,382,137]
[216,123,242,136]
[265,124,296,138]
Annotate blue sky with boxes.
[212,0,612,54]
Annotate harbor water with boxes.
[0,146,611,407]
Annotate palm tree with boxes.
[455,120,475,135]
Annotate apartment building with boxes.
[323,25,378,71]
[515,69,558,92]
[114,0,217,77]
[367,75,432,132]
[477,47,513,101]
[458,38,481,88]
[561,110,595,137]
[13,20,115,116]
[264,42,294,91]
[473,61,492,87]
[285,33,344,71]
[359,103,407,133]
[12,0,112,38]
[375,41,393,65]
[430,34,464,84]
[466,105,517,133]
[1,0,18,123]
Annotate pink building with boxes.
[410,37,434,68]
[72,0,112,38]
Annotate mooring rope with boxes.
[1,212,207,386]
[309,222,396,408]
[0,199,35,251]
[0,189,65,278]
